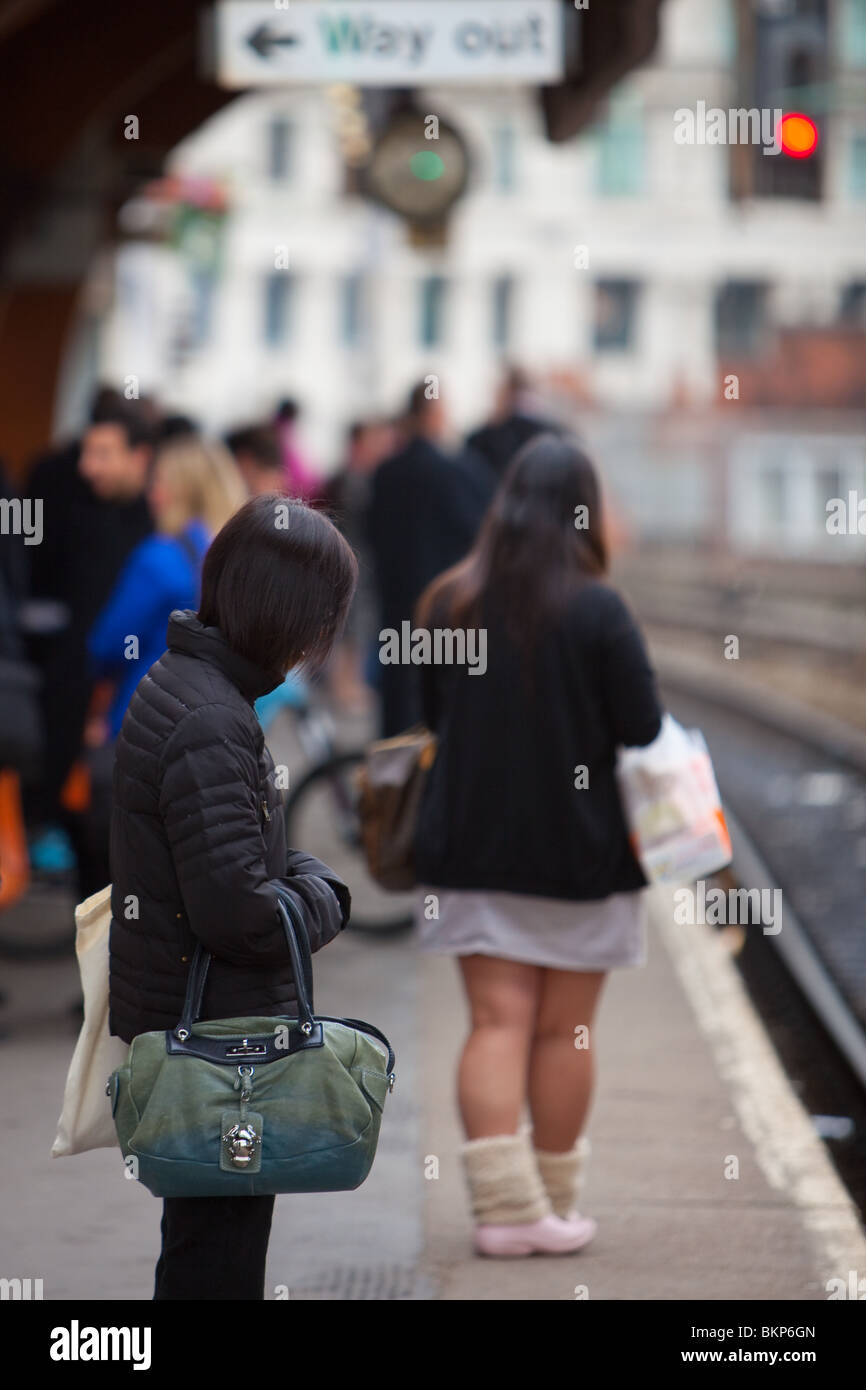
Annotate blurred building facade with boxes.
[77,0,865,558]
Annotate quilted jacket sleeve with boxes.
[282,849,351,954]
[158,703,347,966]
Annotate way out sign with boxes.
[214,1,564,87]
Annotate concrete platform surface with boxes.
[0,883,864,1301]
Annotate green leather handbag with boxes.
[107,893,396,1198]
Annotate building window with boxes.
[491,125,516,192]
[760,467,788,528]
[816,467,844,512]
[717,0,737,63]
[849,133,866,196]
[189,269,215,348]
[839,281,866,326]
[595,96,645,196]
[267,117,294,181]
[492,276,513,350]
[838,0,866,67]
[341,273,365,347]
[419,275,447,348]
[714,281,769,358]
[593,280,639,352]
[263,272,294,346]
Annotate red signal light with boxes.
[779,112,818,158]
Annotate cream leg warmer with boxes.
[533,1136,592,1218]
[461,1132,552,1226]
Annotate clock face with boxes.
[366,111,470,221]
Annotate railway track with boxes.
[658,664,866,1214]
[614,551,866,661]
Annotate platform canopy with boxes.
[0,0,664,470]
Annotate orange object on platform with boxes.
[60,760,92,814]
[0,769,30,911]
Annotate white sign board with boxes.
[215,1,564,88]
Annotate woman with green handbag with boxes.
[108,494,359,1300]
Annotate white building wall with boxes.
[93,0,866,512]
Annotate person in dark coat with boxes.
[366,382,495,736]
[108,494,358,1300]
[467,364,560,482]
[23,394,153,857]
[322,417,396,711]
[0,462,40,930]
[413,433,663,1258]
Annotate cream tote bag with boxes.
[51,884,128,1156]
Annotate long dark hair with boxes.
[417,433,607,655]
[198,493,358,676]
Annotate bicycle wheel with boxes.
[284,750,415,935]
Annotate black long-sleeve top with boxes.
[413,580,663,902]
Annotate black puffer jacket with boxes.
[108,610,350,1044]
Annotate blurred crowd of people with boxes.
[0,366,558,910]
[2,363,664,1272]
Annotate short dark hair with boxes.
[407,380,438,421]
[89,384,125,420]
[198,493,358,676]
[503,363,531,397]
[225,425,281,472]
[88,398,154,450]
[158,413,199,444]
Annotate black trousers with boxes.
[154,1195,275,1301]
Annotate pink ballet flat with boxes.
[474,1212,597,1257]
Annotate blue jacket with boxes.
[88,520,211,738]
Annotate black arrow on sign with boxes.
[247,24,301,59]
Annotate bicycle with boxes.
[0,676,414,959]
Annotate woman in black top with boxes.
[109,495,358,1299]
[414,434,663,1257]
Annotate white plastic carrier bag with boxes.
[615,714,733,884]
[51,884,128,1156]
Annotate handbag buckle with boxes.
[222,1121,260,1168]
[388,1072,396,1093]
[226,1041,268,1058]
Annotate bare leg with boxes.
[455,954,542,1139]
[528,969,607,1151]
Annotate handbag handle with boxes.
[173,892,396,1086]
[175,891,316,1040]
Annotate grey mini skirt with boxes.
[415,886,648,972]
